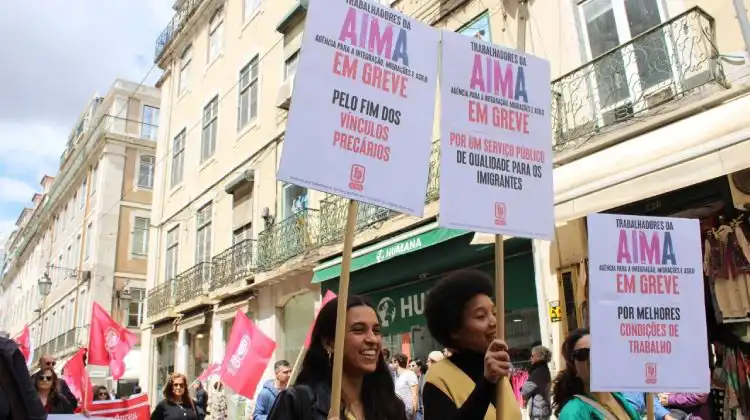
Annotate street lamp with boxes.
[38,274,52,298]
[117,286,132,324]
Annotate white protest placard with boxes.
[277,0,439,216]
[588,213,709,392]
[437,31,553,239]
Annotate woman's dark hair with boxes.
[296,295,406,420]
[425,269,494,349]
[35,367,65,405]
[393,353,408,368]
[163,372,196,410]
[93,385,110,400]
[551,328,590,416]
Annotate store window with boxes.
[458,11,491,42]
[187,326,210,383]
[282,292,315,364]
[155,333,177,402]
[557,263,588,333]
[281,183,308,220]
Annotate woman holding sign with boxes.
[421,269,521,420]
[267,296,406,420]
[551,329,639,420]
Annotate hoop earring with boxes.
[328,350,333,366]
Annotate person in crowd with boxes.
[267,295,406,420]
[426,351,444,369]
[624,393,673,420]
[34,367,74,414]
[391,353,418,419]
[551,328,638,420]
[194,381,208,414]
[659,392,711,420]
[421,269,520,420]
[150,372,203,420]
[409,359,426,420]
[210,381,228,420]
[383,348,396,381]
[31,354,78,411]
[254,359,292,420]
[0,336,46,420]
[93,385,111,401]
[521,345,553,420]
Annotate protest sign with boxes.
[588,213,709,392]
[277,0,439,216]
[438,30,553,239]
[86,393,150,420]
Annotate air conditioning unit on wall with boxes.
[728,169,750,210]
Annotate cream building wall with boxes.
[142,0,750,399]
[0,80,161,387]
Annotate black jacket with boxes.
[31,370,78,412]
[267,382,332,420]
[0,337,46,420]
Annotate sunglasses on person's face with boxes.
[40,375,54,382]
[44,361,56,367]
[572,348,590,362]
[97,392,108,397]
[173,382,185,389]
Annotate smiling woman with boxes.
[268,296,407,420]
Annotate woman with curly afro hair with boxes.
[551,328,638,420]
[421,268,521,420]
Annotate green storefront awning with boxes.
[312,223,467,283]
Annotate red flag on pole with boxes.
[303,290,337,349]
[88,302,138,380]
[63,348,93,410]
[198,362,222,382]
[13,324,31,363]
[220,310,276,398]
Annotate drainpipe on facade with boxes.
[733,0,750,62]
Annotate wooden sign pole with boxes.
[289,345,306,386]
[646,393,655,420]
[496,3,530,420]
[329,200,359,419]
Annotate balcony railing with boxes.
[147,281,175,318]
[36,326,89,358]
[551,7,724,152]
[318,195,394,246]
[211,239,257,290]
[257,209,320,269]
[426,140,440,203]
[174,262,213,305]
[154,0,206,62]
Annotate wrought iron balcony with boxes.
[211,239,257,290]
[257,209,320,269]
[147,281,175,318]
[318,196,394,246]
[154,0,206,62]
[551,7,725,152]
[426,140,440,203]
[174,262,213,305]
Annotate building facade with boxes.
[0,79,161,394]
[142,0,750,410]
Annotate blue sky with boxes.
[0,0,174,244]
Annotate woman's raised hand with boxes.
[484,339,511,383]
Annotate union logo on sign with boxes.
[494,202,506,226]
[645,363,657,384]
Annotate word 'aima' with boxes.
[339,7,409,66]
[470,54,528,103]
[617,229,676,266]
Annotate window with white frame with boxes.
[165,227,179,281]
[195,204,213,263]
[85,223,93,260]
[171,129,186,187]
[284,51,299,81]
[458,11,491,42]
[90,164,98,196]
[201,96,219,162]
[61,206,67,230]
[238,58,259,130]
[126,287,145,328]
[75,234,81,264]
[178,45,193,95]
[77,289,87,327]
[281,183,308,220]
[233,223,253,245]
[71,194,77,218]
[56,254,63,283]
[66,244,72,269]
[142,106,160,140]
[132,217,150,256]
[578,0,669,109]
[138,155,155,189]
[244,0,262,22]
[67,298,75,332]
[208,8,224,61]
[79,179,86,209]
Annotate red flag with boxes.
[303,290,337,349]
[198,362,222,382]
[88,302,138,380]
[220,310,276,398]
[13,325,31,363]
[87,393,150,419]
[63,348,93,410]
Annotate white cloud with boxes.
[0,178,36,205]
